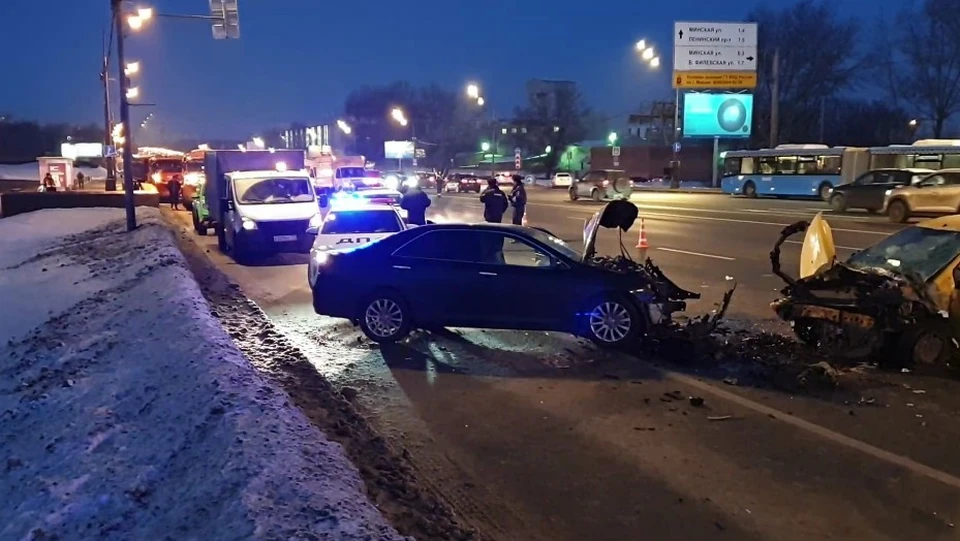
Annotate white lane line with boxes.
[655,247,736,261]
[567,212,888,236]
[666,371,960,491]
[785,240,861,251]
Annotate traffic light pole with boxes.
[101,26,116,192]
[112,0,136,231]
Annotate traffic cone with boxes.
[521,212,529,227]
[635,218,649,249]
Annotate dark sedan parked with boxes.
[828,168,933,213]
[309,202,697,346]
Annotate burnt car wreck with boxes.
[770,214,959,367]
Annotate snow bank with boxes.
[0,208,407,541]
[0,162,107,181]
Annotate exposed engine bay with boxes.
[582,199,736,335]
[770,215,957,366]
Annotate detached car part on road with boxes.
[771,213,960,367]
[309,200,733,346]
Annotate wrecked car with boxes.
[310,199,734,345]
[771,213,960,366]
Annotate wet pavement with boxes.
[164,191,960,540]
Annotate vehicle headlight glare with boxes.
[241,218,257,231]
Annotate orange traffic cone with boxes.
[521,212,529,227]
[635,218,649,249]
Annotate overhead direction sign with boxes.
[674,71,757,89]
[673,21,758,89]
[674,46,756,71]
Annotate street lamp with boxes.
[252,136,265,149]
[336,119,352,134]
[137,7,154,20]
[635,40,647,51]
[481,141,490,152]
[545,145,552,154]
[467,83,480,99]
[125,87,140,100]
[607,132,618,145]
[650,57,661,68]
[391,107,408,126]
[124,61,140,75]
[477,96,485,107]
[641,47,655,61]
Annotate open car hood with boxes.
[582,199,639,263]
[799,213,837,279]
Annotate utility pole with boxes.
[770,48,780,148]
[819,96,826,144]
[101,26,116,191]
[112,0,136,231]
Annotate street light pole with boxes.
[101,26,116,191]
[113,0,136,231]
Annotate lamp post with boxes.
[390,108,413,170]
[112,0,152,231]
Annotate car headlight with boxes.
[151,172,161,182]
[241,218,257,231]
[313,251,330,265]
[308,213,323,228]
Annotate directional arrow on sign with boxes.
[747,56,754,61]
[678,29,684,39]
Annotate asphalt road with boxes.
[165,192,960,541]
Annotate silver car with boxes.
[568,169,633,202]
[884,168,960,223]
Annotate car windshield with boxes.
[846,226,960,282]
[321,210,402,234]
[151,160,182,173]
[337,167,366,178]
[234,176,315,205]
[526,228,582,261]
[184,161,203,173]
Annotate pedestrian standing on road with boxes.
[75,171,85,190]
[480,177,509,223]
[168,175,183,210]
[509,174,527,225]
[401,185,431,225]
[435,171,443,196]
[42,173,56,192]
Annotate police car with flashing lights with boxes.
[307,197,407,287]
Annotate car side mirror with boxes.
[224,199,234,211]
[953,265,960,289]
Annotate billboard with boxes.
[682,93,753,138]
[384,140,414,159]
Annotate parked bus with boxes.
[721,144,868,200]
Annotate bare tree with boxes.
[748,0,862,146]
[877,0,960,137]
[512,85,590,174]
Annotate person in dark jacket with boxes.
[168,175,183,210]
[400,185,431,225]
[75,171,85,190]
[42,173,57,192]
[479,178,509,223]
[509,174,527,225]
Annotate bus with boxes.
[720,144,868,200]
[843,140,960,182]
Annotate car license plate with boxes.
[273,234,298,242]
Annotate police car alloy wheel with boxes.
[359,294,411,342]
[587,299,637,347]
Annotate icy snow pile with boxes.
[0,208,408,541]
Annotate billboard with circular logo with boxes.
[682,93,753,138]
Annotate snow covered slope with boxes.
[0,208,408,541]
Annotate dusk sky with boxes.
[2,0,898,139]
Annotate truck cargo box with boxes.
[203,149,305,219]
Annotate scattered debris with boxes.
[688,396,705,407]
[708,415,732,421]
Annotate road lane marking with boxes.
[785,240,861,251]
[666,371,960,491]
[655,247,735,261]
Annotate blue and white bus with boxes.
[720,144,867,200]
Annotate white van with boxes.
[217,170,322,261]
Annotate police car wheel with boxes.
[585,297,639,348]
[359,293,411,343]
